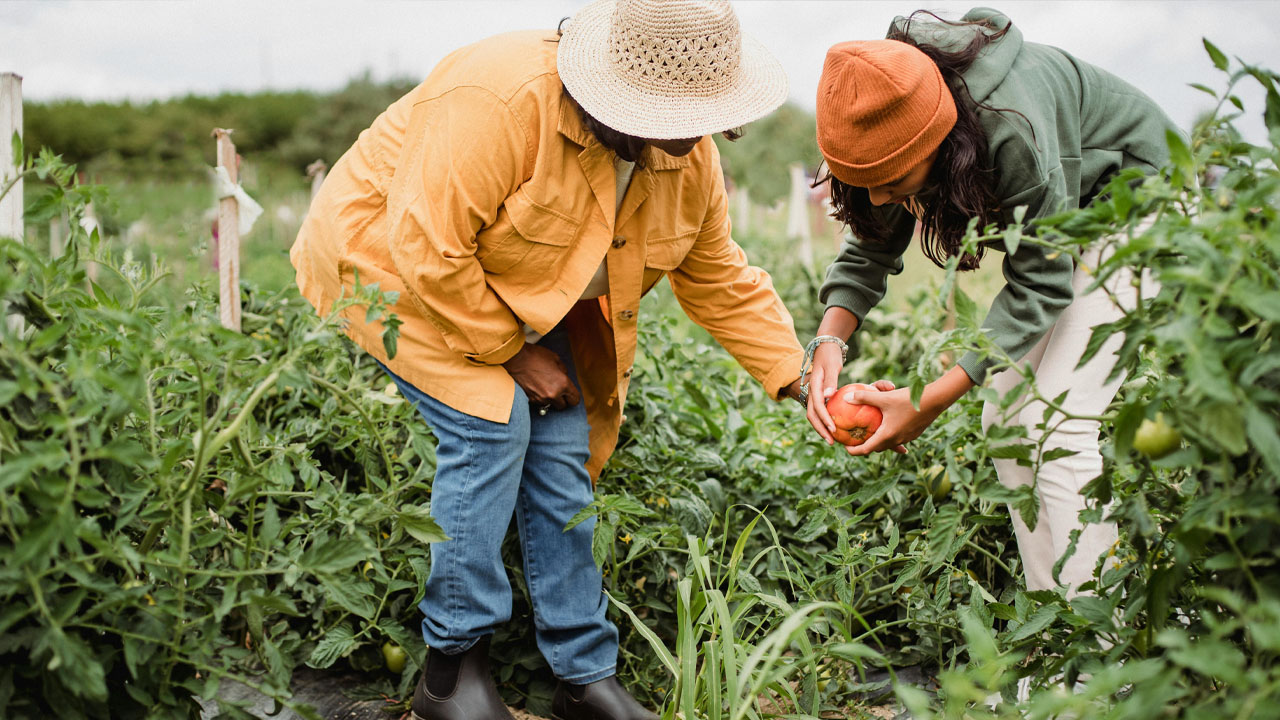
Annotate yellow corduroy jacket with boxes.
[290,30,805,480]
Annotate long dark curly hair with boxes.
[820,11,1022,271]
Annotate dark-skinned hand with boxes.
[502,343,580,411]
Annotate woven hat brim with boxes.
[557,0,790,140]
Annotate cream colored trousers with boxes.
[980,242,1151,596]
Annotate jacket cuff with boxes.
[822,288,875,329]
[464,330,526,366]
[958,350,995,386]
[762,349,806,402]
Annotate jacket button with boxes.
[623,368,633,378]
[612,235,626,249]
[619,309,635,320]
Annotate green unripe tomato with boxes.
[382,641,407,674]
[920,464,951,500]
[1133,413,1181,459]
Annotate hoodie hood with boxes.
[888,7,1022,106]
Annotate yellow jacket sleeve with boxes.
[666,145,805,400]
[386,86,533,365]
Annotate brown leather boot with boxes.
[551,675,658,720]
[410,637,515,720]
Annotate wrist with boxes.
[922,366,974,414]
[501,342,532,368]
[817,306,859,341]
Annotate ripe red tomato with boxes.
[825,383,883,447]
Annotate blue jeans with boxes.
[380,327,618,683]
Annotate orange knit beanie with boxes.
[816,39,957,188]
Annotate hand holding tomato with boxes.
[838,385,945,456]
[826,383,883,446]
[839,367,975,457]
[807,378,907,453]
[804,341,848,445]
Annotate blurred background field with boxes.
[19,76,1003,331]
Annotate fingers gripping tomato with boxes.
[825,383,883,447]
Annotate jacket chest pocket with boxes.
[477,187,581,276]
[644,229,697,270]
[641,229,697,294]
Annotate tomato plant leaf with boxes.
[1203,38,1229,71]
[397,507,449,545]
[300,536,370,574]
[306,624,357,669]
[317,575,377,619]
[8,130,20,171]
[1008,605,1060,643]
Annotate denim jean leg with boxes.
[381,363,531,654]
[515,328,619,683]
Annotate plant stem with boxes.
[306,372,397,488]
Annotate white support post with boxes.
[2,72,23,334]
[306,159,327,205]
[83,202,100,290]
[49,214,65,257]
[733,185,750,235]
[785,163,813,268]
[213,128,241,332]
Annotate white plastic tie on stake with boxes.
[213,165,263,235]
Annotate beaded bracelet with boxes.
[796,335,849,407]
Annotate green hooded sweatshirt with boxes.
[818,7,1178,383]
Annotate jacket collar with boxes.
[556,92,692,171]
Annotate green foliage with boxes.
[275,74,416,171]
[1,154,439,719]
[715,103,822,206]
[22,75,415,178]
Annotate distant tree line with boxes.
[25,74,819,204]
[24,74,416,181]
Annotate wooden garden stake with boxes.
[1,72,23,334]
[213,128,241,332]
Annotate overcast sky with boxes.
[2,1,1278,142]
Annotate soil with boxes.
[197,667,553,720]
[197,666,914,720]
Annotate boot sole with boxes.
[414,709,520,720]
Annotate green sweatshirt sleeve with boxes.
[957,168,1075,384]
[818,204,916,341]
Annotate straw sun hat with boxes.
[557,0,789,140]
